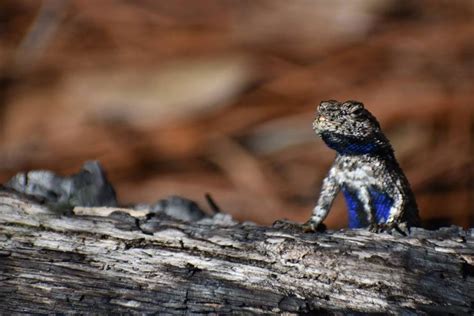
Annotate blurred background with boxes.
[0,0,472,228]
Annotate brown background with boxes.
[0,0,473,228]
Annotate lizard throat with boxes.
[320,132,390,155]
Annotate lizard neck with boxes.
[320,132,393,156]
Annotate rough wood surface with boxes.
[0,191,473,315]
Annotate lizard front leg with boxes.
[357,188,376,230]
[303,167,340,232]
[382,187,406,233]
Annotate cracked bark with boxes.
[0,191,473,315]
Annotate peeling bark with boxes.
[0,191,473,314]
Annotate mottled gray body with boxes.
[305,100,419,232]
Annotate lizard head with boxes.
[313,100,390,155]
[313,100,381,137]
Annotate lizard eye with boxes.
[350,105,364,116]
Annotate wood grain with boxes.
[0,191,473,314]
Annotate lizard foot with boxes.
[302,220,326,233]
[273,219,326,233]
[369,223,388,233]
[302,220,317,233]
[272,219,301,231]
[368,222,408,236]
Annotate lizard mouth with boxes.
[314,122,347,138]
[313,115,333,133]
[313,114,332,129]
[316,114,328,122]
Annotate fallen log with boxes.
[0,190,473,314]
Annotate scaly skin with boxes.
[304,100,420,233]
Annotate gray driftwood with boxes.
[0,191,473,315]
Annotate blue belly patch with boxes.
[342,188,368,228]
[342,187,394,228]
[368,188,394,224]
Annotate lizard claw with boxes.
[368,223,389,233]
[272,219,301,231]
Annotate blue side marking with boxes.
[368,188,394,223]
[342,187,368,228]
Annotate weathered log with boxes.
[0,190,473,314]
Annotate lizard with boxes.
[302,100,420,233]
